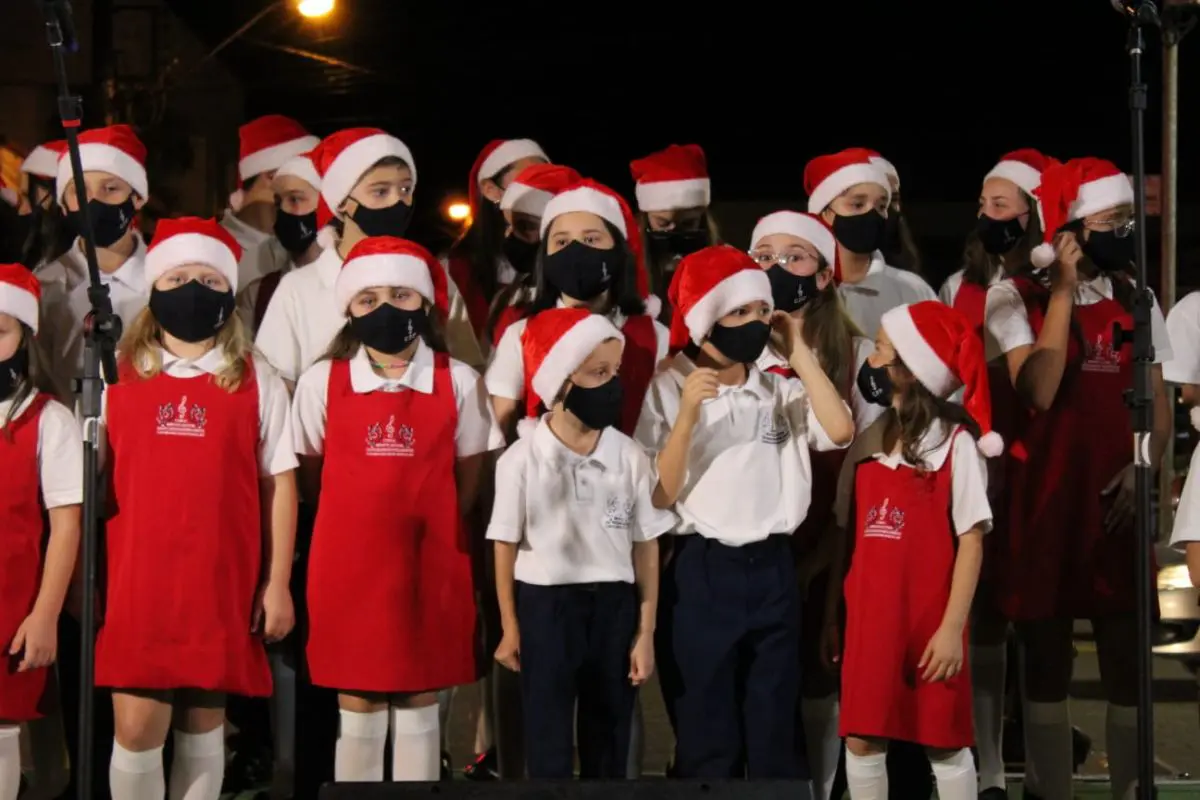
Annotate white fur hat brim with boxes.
[530,314,625,407]
[146,233,240,292]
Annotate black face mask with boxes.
[563,375,624,431]
[857,360,893,407]
[646,228,710,262]
[767,265,820,314]
[274,209,318,255]
[350,302,428,356]
[707,320,771,364]
[832,209,887,255]
[543,240,618,301]
[67,197,136,249]
[502,235,539,275]
[1082,230,1135,273]
[976,214,1026,256]
[149,281,236,344]
[348,200,412,238]
[0,346,29,400]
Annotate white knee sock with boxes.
[1025,701,1073,800]
[390,705,440,782]
[168,727,225,800]
[1105,704,1138,800]
[0,728,20,800]
[110,742,165,800]
[269,650,296,795]
[334,709,388,783]
[844,749,887,800]
[971,644,1007,791]
[436,689,454,752]
[930,747,977,800]
[801,695,842,800]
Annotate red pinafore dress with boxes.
[0,394,52,720]
[98,362,271,695]
[998,277,1146,621]
[840,428,974,749]
[306,354,478,693]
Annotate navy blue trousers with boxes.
[517,581,638,779]
[662,534,800,779]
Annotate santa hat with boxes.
[146,217,243,292]
[522,306,624,408]
[310,128,415,229]
[630,144,711,212]
[237,115,319,181]
[273,153,321,190]
[540,179,650,299]
[879,301,1003,458]
[667,244,772,350]
[0,263,42,333]
[469,138,548,213]
[804,148,891,215]
[1030,157,1133,269]
[750,211,840,280]
[335,236,448,316]
[865,149,900,190]
[21,140,68,180]
[56,124,148,203]
[500,163,582,220]
[983,148,1059,229]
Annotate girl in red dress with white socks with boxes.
[831,301,995,800]
[100,217,298,800]
[0,264,81,800]
[291,236,502,783]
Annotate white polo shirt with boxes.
[1170,431,1200,552]
[291,340,504,459]
[0,391,83,508]
[755,336,883,436]
[985,274,1172,362]
[1162,290,1200,385]
[837,252,938,339]
[940,266,1006,362]
[485,307,670,401]
[487,417,676,585]
[634,353,848,547]
[834,415,992,536]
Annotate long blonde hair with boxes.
[119,307,252,391]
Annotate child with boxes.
[0,264,81,800]
[99,217,297,800]
[17,140,72,271]
[829,301,995,800]
[291,236,502,783]
[487,306,673,778]
[636,244,854,779]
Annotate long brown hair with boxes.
[119,307,252,392]
[889,359,982,470]
[962,190,1044,289]
[321,302,448,362]
[803,260,863,396]
[3,323,62,438]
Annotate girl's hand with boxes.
[1102,463,1136,535]
[919,624,964,682]
[1051,231,1082,291]
[10,610,58,672]
[629,632,655,686]
[819,621,841,674]
[253,580,295,643]
[495,628,521,673]
[679,368,719,423]
[769,310,805,359]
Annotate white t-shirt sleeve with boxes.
[1150,291,1172,365]
[291,360,333,457]
[850,337,885,434]
[486,444,526,543]
[256,361,299,476]
[781,376,847,453]
[631,444,676,541]
[950,430,993,535]
[254,280,302,384]
[38,398,84,508]
[651,320,671,363]
[939,270,964,306]
[633,374,675,455]
[985,281,1035,354]
[484,322,526,401]
[1170,441,1200,550]
[451,361,506,458]
[1162,291,1200,384]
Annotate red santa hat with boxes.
[336,236,448,316]
[879,301,1003,458]
[750,211,840,280]
[983,148,1059,229]
[273,153,321,190]
[56,124,148,203]
[21,140,68,180]
[1030,157,1133,269]
[499,163,582,220]
[310,128,416,229]
[0,263,42,333]
[237,115,319,181]
[667,244,772,350]
[865,149,900,190]
[146,217,243,291]
[540,179,650,299]
[804,148,891,215]
[522,306,624,408]
[630,144,711,212]
[469,138,548,213]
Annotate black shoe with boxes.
[463,748,499,781]
[979,788,1008,800]
[441,751,452,781]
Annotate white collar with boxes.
[152,345,227,375]
[221,209,271,248]
[553,298,627,328]
[669,352,774,401]
[348,340,434,394]
[0,390,39,428]
[68,234,147,289]
[530,414,623,472]
[867,251,888,277]
[862,415,956,471]
[314,246,344,289]
[755,346,788,372]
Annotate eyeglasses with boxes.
[749,250,819,268]
[1085,217,1136,239]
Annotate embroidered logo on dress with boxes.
[156,395,207,438]
[602,496,635,530]
[758,410,791,445]
[365,414,415,457]
[863,497,905,540]
[1081,333,1122,374]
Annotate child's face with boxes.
[868,327,912,404]
[546,212,615,253]
[155,264,230,294]
[700,300,771,365]
[0,313,22,361]
[342,163,415,216]
[61,171,143,213]
[568,338,623,390]
[348,286,425,319]
[274,175,319,216]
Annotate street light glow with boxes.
[447,202,471,222]
[297,0,335,19]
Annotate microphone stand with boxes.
[1112,4,1159,798]
[36,2,123,798]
